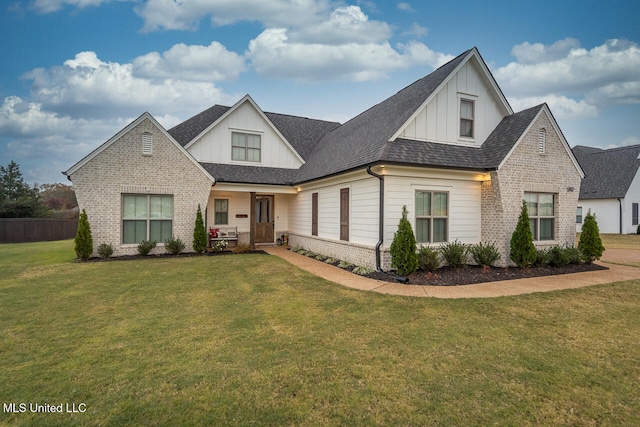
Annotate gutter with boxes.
[366,165,384,272]
[618,198,623,234]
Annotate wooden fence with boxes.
[0,218,77,243]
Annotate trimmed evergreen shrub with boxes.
[578,211,604,263]
[469,241,501,268]
[390,206,418,276]
[440,240,469,268]
[564,245,582,265]
[97,243,114,259]
[417,246,440,272]
[74,209,93,261]
[535,249,550,267]
[164,237,185,255]
[137,240,157,256]
[547,245,570,267]
[510,200,537,268]
[193,204,207,254]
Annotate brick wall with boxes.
[482,111,582,266]
[288,233,377,269]
[69,116,213,256]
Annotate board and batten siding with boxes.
[187,101,303,169]
[398,61,505,148]
[384,170,483,247]
[207,191,292,235]
[289,171,380,246]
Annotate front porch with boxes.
[205,183,296,246]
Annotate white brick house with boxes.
[65,47,584,268]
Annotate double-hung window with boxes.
[633,203,639,226]
[232,132,261,162]
[460,99,474,138]
[525,193,555,241]
[576,206,583,224]
[415,191,448,243]
[122,195,173,244]
[215,199,228,225]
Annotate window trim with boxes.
[214,199,229,225]
[633,203,639,226]
[525,192,555,241]
[142,132,153,156]
[122,194,173,244]
[576,206,583,224]
[459,98,475,139]
[231,131,261,163]
[340,188,349,241]
[415,190,449,244]
[538,128,546,154]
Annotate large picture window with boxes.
[232,132,261,162]
[415,191,448,243]
[525,193,555,241]
[122,195,173,244]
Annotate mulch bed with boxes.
[84,250,267,262]
[365,263,608,286]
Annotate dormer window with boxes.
[232,132,261,162]
[142,132,153,156]
[460,99,474,138]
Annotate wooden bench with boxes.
[209,226,238,247]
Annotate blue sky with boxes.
[1,0,639,184]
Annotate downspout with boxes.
[618,198,623,234]
[366,165,384,272]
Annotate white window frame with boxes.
[231,131,261,163]
[122,194,173,244]
[525,192,555,241]
[415,190,449,244]
[576,206,583,224]
[214,199,229,225]
[459,98,475,139]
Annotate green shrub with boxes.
[352,266,375,276]
[74,209,93,261]
[137,240,157,256]
[192,204,207,255]
[417,246,440,272]
[469,241,501,268]
[535,249,550,267]
[547,245,570,267]
[510,200,537,268]
[338,260,353,269]
[164,237,185,255]
[211,240,227,253]
[232,244,254,254]
[564,245,582,265]
[324,257,338,264]
[389,206,418,276]
[97,243,114,259]
[440,240,469,268]
[578,211,604,264]
[637,224,640,235]
[315,254,327,261]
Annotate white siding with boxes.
[576,199,623,234]
[384,172,482,247]
[624,170,640,234]
[289,172,380,246]
[398,61,505,147]
[187,101,303,169]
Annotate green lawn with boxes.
[1,240,640,426]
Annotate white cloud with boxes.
[496,39,640,106]
[246,28,452,82]
[621,136,640,147]
[292,6,392,45]
[135,0,331,32]
[22,51,239,119]
[29,0,131,13]
[132,42,246,82]
[402,22,428,38]
[397,2,415,12]
[509,94,598,120]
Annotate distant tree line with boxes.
[0,161,77,219]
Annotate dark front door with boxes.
[255,195,274,243]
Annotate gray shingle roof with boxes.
[572,144,640,199]
[294,49,473,183]
[166,48,550,186]
[200,163,298,186]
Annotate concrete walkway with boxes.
[263,246,640,299]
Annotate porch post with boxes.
[250,192,256,246]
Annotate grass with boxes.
[1,240,640,425]
[599,233,640,250]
